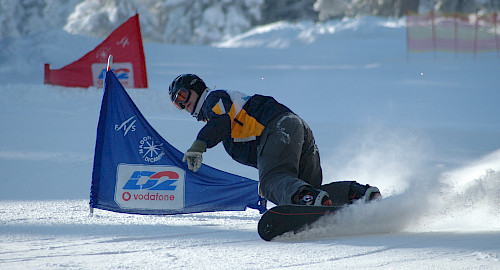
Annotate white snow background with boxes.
[1,14,500,269]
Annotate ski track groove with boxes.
[261,241,424,269]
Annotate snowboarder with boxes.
[168,74,381,207]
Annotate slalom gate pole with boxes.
[107,55,113,71]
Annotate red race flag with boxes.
[44,14,147,88]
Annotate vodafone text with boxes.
[121,191,175,202]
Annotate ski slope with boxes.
[1,16,499,269]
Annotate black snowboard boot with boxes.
[348,182,382,204]
[292,186,333,206]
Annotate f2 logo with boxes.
[122,171,178,190]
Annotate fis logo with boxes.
[115,116,136,136]
[117,36,130,48]
[122,170,178,191]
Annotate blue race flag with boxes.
[90,70,266,215]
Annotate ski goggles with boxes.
[172,88,191,110]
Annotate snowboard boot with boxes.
[348,182,382,204]
[292,186,333,206]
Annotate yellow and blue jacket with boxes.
[196,90,292,167]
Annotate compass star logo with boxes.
[96,47,111,62]
[138,136,165,163]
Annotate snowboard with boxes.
[258,204,343,241]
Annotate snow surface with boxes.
[1,16,500,269]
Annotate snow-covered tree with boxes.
[64,0,158,40]
[63,0,264,44]
[419,0,500,13]
[0,0,80,40]
[314,0,348,21]
[1,0,499,44]
[153,0,263,44]
[261,0,317,24]
[313,0,419,20]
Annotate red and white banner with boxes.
[44,14,148,88]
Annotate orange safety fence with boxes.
[407,11,499,55]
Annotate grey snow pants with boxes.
[257,113,322,205]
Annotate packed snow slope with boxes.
[0,17,499,269]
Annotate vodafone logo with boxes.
[122,192,131,201]
[115,164,185,210]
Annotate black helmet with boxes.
[169,74,209,118]
[169,74,207,103]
